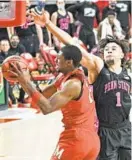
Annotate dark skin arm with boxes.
[41,84,57,99]
[9,63,82,114]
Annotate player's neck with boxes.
[63,68,75,75]
[58,9,66,16]
[108,62,122,74]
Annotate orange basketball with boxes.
[2,55,28,82]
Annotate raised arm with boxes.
[30,10,104,83]
[67,2,82,13]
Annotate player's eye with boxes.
[104,48,108,51]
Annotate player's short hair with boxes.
[107,10,116,16]
[0,39,9,44]
[61,45,82,67]
[10,34,19,39]
[99,35,129,55]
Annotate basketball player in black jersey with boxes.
[51,0,74,49]
[30,10,131,160]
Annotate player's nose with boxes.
[108,51,112,54]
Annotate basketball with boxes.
[2,55,28,82]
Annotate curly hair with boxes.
[98,36,130,66]
[98,35,129,55]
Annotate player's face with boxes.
[108,15,115,24]
[11,36,19,47]
[103,42,124,65]
[0,40,10,52]
[56,51,73,73]
[57,0,65,8]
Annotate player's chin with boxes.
[105,59,115,65]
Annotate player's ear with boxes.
[120,51,124,59]
[66,60,73,66]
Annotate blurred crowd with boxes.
[0,0,131,108]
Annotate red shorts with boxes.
[51,128,100,160]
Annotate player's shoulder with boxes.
[51,12,58,18]
[64,78,82,89]
[61,78,82,99]
[67,11,73,16]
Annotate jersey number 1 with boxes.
[116,92,121,107]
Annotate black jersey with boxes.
[116,1,131,31]
[102,6,120,20]
[15,22,37,37]
[67,2,100,30]
[56,11,71,35]
[93,66,131,125]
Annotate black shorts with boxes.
[98,120,131,160]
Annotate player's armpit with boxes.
[73,43,104,83]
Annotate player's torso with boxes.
[93,66,131,125]
[116,1,129,27]
[56,69,97,131]
[77,2,97,29]
[57,12,71,33]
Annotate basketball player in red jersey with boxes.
[9,44,100,160]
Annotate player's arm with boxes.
[31,10,104,83]
[9,63,81,114]
[38,79,81,114]
[68,12,74,24]
[51,12,60,47]
[95,4,101,25]
[66,2,82,13]
[46,11,52,47]
[68,12,75,36]
[35,24,44,45]
[39,83,57,99]
[7,27,15,41]
[44,20,104,83]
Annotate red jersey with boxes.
[55,69,97,131]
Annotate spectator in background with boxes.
[0,40,17,107]
[14,19,39,57]
[28,0,52,47]
[67,0,100,51]
[102,0,131,36]
[98,11,124,41]
[128,28,132,51]
[14,1,44,57]
[9,35,26,56]
[116,0,131,34]
[102,0,119,20]
[51,0,74,49]
[0,40,12,63]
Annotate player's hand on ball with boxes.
[8,62,31,84]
